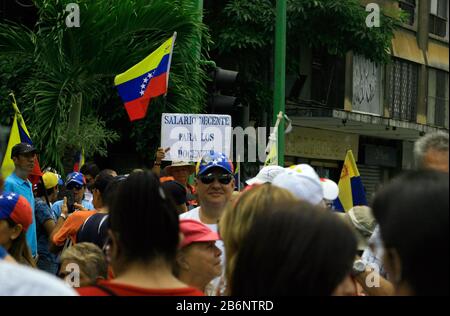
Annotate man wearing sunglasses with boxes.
[51,172,94,219]
[180,151,234,295]
[49,172,95,253]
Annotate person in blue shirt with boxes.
[51,172,94,218]
[35,171,69,275]
[4,143,38,258]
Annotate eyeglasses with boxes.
[199,173,233,185]
[66,184,83,191]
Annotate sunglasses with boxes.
[66,184,83,191]
[199,173,233,185]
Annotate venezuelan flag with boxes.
[73,148,85,172]
[1,94,42,185]
[333,150,368,212]
[114,33,176,121]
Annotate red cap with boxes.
[0,192,32,232]
[179,219,220,248]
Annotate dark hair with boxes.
[35,182,57,199]
[98,169,117,178]
[102,175,127,209]
[161,180,187,205]
[109,171,179,263]
[230,201,356,296]
[4,218,35,267]
[92,173,115,196]
[372,171,449,296]
[80,162,100,178]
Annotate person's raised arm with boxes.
[49,197,69,253]
[151,147,169,176]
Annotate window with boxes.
[428,68,449,128]
[399,0,416,26]
[387,58,419,122]
[311,48,345,109]
[430,0,448,37]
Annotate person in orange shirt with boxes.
[50,173,113,251]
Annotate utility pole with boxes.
[194,0,204,59]
[273,0,286,166]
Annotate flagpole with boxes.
[9,93,20,113]
[165,32,177,97]
[273,0,286,167]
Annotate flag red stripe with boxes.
[124,97,151,121]
[144,72,167,98]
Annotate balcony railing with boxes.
[387,58,418,122]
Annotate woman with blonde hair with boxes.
[220,184,297,294]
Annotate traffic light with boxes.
[207,66,249,127]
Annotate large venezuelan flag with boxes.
[114,33,176,121]
[333,150,368,212]
[1,94,42,185]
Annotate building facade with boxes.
[285,0,449,201]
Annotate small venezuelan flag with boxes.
[73,148,85,172]
[114,33,176,121]
[333,150,368,212]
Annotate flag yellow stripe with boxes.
[1,114,21,178]
[337,174,353,211]
[336,150,358,211]
[114,36,174,86]
[346,150,360,177]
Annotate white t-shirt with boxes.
[180,207,225,295]
[0,261,78,296]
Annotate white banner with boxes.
[161,113,232,162]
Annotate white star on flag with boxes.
[143,78,148,83]
[7,196,13,200]
[140,90,144,96]
[140,84,145,89]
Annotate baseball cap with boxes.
[196,151,234,176]
[245,165,285,185]
[161,180,187,205]
[11,142,37,158]
[0,192,32,232]
[336,206,376,251]
[179,219,220,249]
[320,178,339,201]
[42,172,59,190]
[272,164,324,205]
[165,161,195,176]
[66,172,86,187]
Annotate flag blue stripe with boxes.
[116,54,170,103]
[333,197,345,211]
[350,176,368,206]
[18,122,32,145]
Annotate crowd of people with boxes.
[0,131,448,296]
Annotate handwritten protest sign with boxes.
[161,113,232,162]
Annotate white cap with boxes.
[272,164,324,205]
[320,178,339,201]
[246,165,286,185]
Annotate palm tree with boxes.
[0,0,209,173]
